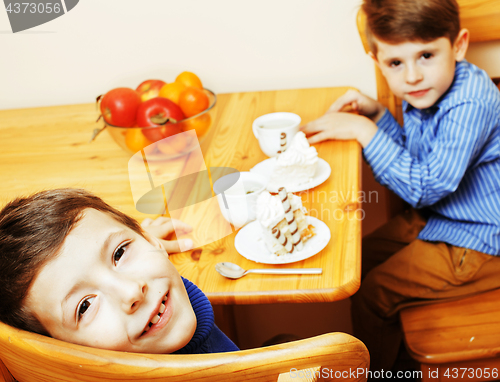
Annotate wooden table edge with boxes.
[207,277,361,305]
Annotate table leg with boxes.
[213,305,239,347]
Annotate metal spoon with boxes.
[215,262,322,279]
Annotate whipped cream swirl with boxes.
[288,193,305,213]
[256,191,285,229]
[277,131,318,167]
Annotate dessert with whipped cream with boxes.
[271,131,318,188]
[256,187,315,256]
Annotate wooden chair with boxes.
[0,321,369,382]
[357,1,500,380]
[400,288,500,382]
[402,86,500,382]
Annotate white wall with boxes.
[1,0,499,110]
[0,0,372,110]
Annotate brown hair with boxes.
[362,0,461,55]
[0,188,144,335]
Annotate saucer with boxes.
[234,217,331,264]
[249,158,331,192]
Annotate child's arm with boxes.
[364,101,495,208]
[301,109,378,147]
[301,90,392,147]
[141,217,193,253]
[328,89,386,122]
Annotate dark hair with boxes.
[0,188,144,335]
[362,0,461,54]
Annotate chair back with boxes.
[0,321,369,382]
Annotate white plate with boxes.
[249,158,331,192]
[234,217,331,264]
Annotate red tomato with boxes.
[100,87,141,127]
[136,97,185,141]
[136,79,167,102]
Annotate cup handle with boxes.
[252,123,259,140]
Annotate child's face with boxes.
[372,34,466,109]
[25,209,197,354]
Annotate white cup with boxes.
[252,112,301,157]
[213,172,267,228]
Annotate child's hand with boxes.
[300,90,382,147]
[301,112,378,147]
[141,217,193,253]
[328,89,386,122]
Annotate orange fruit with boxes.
[175,71,203,89]
[181,114,212,138]
[159,82,186,105]
[178,87,209,117]
[157,133,190,155]
[125,128,156,153]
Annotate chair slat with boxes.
[460,0,500,42]
[0,322,369,382]
[401,288,500,365]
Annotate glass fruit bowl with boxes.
[101,88,216,160]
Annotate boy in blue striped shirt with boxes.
[302,0,500,373]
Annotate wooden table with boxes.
[0,87,361,305]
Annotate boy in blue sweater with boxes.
[0,188,238,354]
[302,0,500,372]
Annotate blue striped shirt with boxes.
[363,60,500,255]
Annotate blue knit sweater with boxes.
[173,277,239,354]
